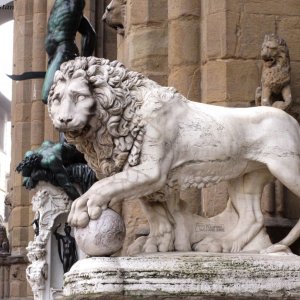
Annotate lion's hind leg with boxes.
[203,169,272,253]
[222,169,273,252]
[263,156,300,253]
[192,170,272,253]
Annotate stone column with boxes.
[31,0,47,149]
[168,0,202,215]
[10,1,35,297]
[123,0,168,85]
[201,0,263,107]
[95,0,117,60]
[9,0,53,298]
[168,0,201,101]
[116,0,169,253]
[10,0,34,255]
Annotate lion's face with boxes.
[261,40,279,67]
[102,0,126,35]
[261,34,288,68]
[48,76,96,138]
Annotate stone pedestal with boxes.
[64,252,300,299]
[26,183,72,300]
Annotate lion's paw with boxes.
[157,232,174,252]
[192,237,248,253]
[127,236,148,256]
[232,238,250,252]
[68,197,90,227]
[260,243,292,255]
[141,232,174,253]
[192,237,222,253]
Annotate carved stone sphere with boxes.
[74,209,126,256]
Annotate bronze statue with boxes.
[16,140,97,200]
[42,0,96,103]
[8,0,96,103]
[54,223,77,273]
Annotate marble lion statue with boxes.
[255,34,292,110]
[48,56,300,254]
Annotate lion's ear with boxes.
[87,65,109,83]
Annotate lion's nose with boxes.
[59,117,73,125]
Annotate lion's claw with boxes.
[88,206,102,220]
[261,243,290,254]
[76,212,90,228]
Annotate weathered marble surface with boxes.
[64,253,300,299]
[74,208,126,256]
[48,56,300,255]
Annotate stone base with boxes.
[63,252,300,299]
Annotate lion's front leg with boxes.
[261,87,272,106]
[139,197,175,253]
[68,163,166,227]
[128,197,176,255]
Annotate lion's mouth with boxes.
[67,125,91,138]
[57,124,91,139]
[105,18,124,34]
[262,56,275,66]
[115,25,124,35]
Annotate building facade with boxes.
[2,0,300,298]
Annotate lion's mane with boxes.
[48,57,157,179]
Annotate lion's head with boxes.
[261,34,290,68]
[48,56,150,178]
[102,0,127,35]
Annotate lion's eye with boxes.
[53,98,60,104]
[77,95,85,102]
[74,94,85,103]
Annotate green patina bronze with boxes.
[42,0,96,103]
[15,0,97,201]
[16,141,97,200]
[8,0,96,102]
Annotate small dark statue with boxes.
[8,0,96,103]
[54,223,77,273]
[0,223,9,254]
[16,140,97,200]
[31,213,40,236]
